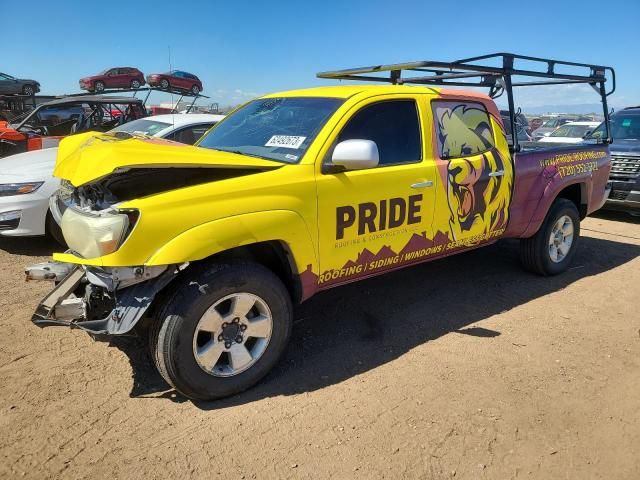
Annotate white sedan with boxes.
[538,121,600,144]
[0,113,224,241]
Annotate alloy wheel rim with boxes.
[548,215,574,263]
[192,292,273,377]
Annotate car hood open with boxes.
[55,132,284,187]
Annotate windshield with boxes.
[0,73,15,80]
[550,125,594,138]
[589,114,640,141]
[197,97,344,163]
[110,118,171,136]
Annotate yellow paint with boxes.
[52,85,513,296]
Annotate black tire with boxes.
[22,84,35,96]
[149,263,292,400]
[131,79,141,89]
[520,198,580,275]
[191,84,200,95]
[160,79,170,89]
[45,211,66,247]
[94,81,105,92]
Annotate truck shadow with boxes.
[0,236,59,257]
[112,235,640,407]
[591,210,640,225]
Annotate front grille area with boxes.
[610,155,640,181]
[609,190,629,201]
[0,218,20,231]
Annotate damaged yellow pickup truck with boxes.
[27,54,615,399]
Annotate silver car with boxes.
[531,117,574,140]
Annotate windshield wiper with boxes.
[209,147,277,162]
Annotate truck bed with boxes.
[506,143,611,239]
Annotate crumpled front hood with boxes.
[54,132,284,186]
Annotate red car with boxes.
[79,67,146,92]
[146,70,203,95]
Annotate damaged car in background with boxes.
[0,96,147,158]
[0,114,223,242]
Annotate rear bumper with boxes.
[28,261,176,335]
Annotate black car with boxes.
[0,72,41,96]
[588,107,640,215]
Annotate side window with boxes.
[432,101,495,159]
[165,124,214,145]
[336,100,421,166]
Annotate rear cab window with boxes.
[431,100,496,159]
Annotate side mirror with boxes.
[331,139,379,170]
[582,130,592,139]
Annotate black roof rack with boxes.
[60,86,209,100]
[44,95,145,106]
[318,52,615,150]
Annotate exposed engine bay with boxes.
[58,166,268,210]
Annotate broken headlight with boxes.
[61,207,139,259]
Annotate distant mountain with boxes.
[520,103,608,115]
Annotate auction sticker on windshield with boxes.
[265,135,306,149]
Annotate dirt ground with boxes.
[0,212,639,480]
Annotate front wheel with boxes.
[149,263,293,400]
[520,198,580,275]
[94,81,105,92]
[130,79,141,89]
[160,79,170,89]
[22,84,35,96]
[191,84,200,95]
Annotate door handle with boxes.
[488,170,505,177]
[410,181,433,189]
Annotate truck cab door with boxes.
[315,95,438,289]
[429,99,514,247]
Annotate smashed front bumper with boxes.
[27,262,176,336]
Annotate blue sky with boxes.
[2,0,638,111]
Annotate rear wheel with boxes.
[94,81,105,92]
[149,263,292,400]
[160,79,170,89]
[520,198,580,275]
